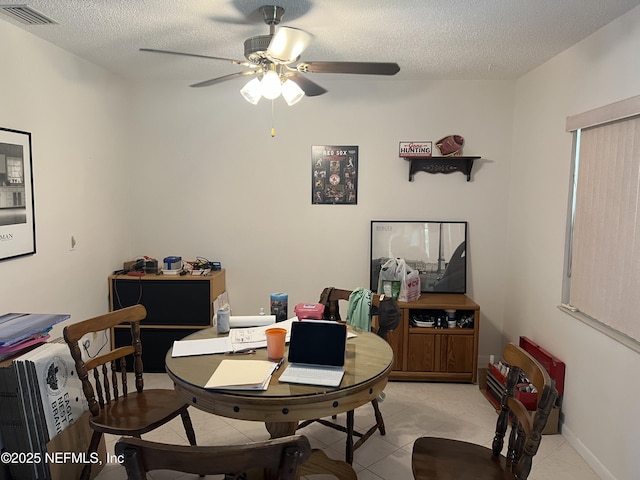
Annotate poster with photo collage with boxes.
[311,145,358,205]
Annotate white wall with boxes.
[0,20,133,338]
[507,5,640,480]
[126,78,515,360]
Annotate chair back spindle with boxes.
[64,306,146,416]
[132,321,144,392]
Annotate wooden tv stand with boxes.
[386,294,479,382]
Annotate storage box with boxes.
[486,363,537,411]
[144,259,158,274]
[519,336,565,397]
[163,256,182,270]
[294,303,325,320]
[481,338,565,434]
[538,405,560,435]
[124,259,144,271]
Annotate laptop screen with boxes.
[287,321,347,367]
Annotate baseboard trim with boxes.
[561,424,616,480]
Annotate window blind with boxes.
[564,95,640,349]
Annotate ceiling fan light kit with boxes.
[240,77,263,105]
[281,79,304,106]
[140,4,400,110]
[239,68,305,106]
[260,70,283,99]
[267,27,312,64]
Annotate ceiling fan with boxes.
[140,5,400,105]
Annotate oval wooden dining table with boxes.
[165,325,394,478]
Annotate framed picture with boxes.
[370,221,467,294]
[0,128,35,261]
[311,145,358,204]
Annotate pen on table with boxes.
[274,357,285,371]
[225,348,255,355]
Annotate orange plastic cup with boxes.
[265,327,287,360]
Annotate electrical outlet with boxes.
[92,332,98,340]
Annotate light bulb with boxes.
[240,78,262,104]
[282,79,304,106]
[261,70,282,100]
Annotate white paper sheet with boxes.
[229,315,276,328]
[228,318,295,351]
[170,318,354,357]
[171,337,233,357]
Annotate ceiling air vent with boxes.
[0,4,57,25]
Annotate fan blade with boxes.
[287,73,327,97]
[190,70,259,88]
[267,27,313,64]
[140,48,253,67]
[297,61,400,75]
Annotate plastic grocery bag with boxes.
[397,258,421,302]
[377,258,421,302]
[377,258,401,299]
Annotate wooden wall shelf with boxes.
[405,156,480,181]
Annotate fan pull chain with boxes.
[271,99,276,137]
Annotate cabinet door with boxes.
[110,278,212,326]
[440,334,474,373]
[407,333,436,371]
[113,327,201,373]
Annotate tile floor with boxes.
[95,373,599,480]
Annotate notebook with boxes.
[278,320,347,387]
[204,359,281,391]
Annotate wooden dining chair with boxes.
[115,435,312,480]
[63,304,197,480]
[411,343,558,480]
[296,287,396,465]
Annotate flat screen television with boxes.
[370,220,467,294]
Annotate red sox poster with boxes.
[311,145,358,205]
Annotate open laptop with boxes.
[278,320,347,387]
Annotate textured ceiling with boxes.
[1,0,639,87]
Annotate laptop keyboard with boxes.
[279,364,344,386]
[288,365,339,379]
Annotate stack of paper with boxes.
[204,359,282,391]
[0,313,69,361]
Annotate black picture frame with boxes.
[370,221,467,294]
[0,127,35,261]
[311,145,358,205]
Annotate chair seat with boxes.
[412,437,514,480]
[89,389,187,436]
